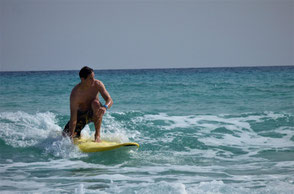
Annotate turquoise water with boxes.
[0,66,294,193]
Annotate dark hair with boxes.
[79,66,94,79]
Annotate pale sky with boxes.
[0,0,293,71]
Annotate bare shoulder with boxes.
[70,84,80,99]
[95,80,105,89]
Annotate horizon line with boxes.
[0,64,293,73]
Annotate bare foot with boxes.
[95,138,102,143]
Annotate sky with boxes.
[0,0,293,71]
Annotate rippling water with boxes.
[0,66,294,193]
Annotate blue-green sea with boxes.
[0,66,294,193]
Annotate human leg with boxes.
[63,110,90,138]
[91,100,105,142]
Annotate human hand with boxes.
[98,107,107,116]
[70,134,75,142]
[69,131,77,142]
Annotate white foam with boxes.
[0,179,47,191]
[0,111,87,158]
[0,159,124,174]
[0,110,143,159]
[1,110,293,193]
[43,136,87,158]
[0,111,62,147]
[142,112,294,159]
[1,158,294,194]
[101,181,188,194]
[101,113,139,143]
[143,112,289,131]
[75,183,85,194]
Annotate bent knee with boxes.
[91,100,101,109]
[91,100,104,117]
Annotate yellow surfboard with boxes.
[74,138,139,153]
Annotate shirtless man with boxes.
[63,66,113,142]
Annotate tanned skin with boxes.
[68,72,113,142]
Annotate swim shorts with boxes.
[63,109,94,138]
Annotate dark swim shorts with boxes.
[63,109,94,138]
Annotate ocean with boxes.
[0,66,294,193]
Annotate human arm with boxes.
[68,93,78,140]
[93,81,113,142]
[98,81,113,112]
